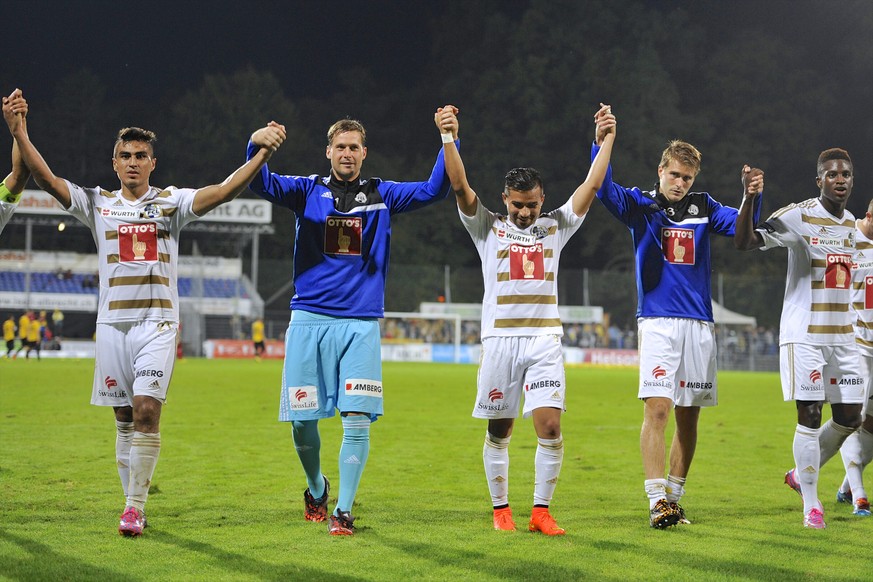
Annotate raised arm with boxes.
[572,104,616,217]
[192,122,286,215]
[3,89,70,208]
[435,104,477,217]
[1,91,30,200]
[734,165,765,250]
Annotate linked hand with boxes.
[741,165,764,198]
[2,88,28,134]
[251,122,287,151]
[594,103,616,144]
[434,104,460,140]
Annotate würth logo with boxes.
[488,388,504,402]
[810,370,822,383]
[105,376,117,388]
[652,366,667,379]
[295,389,308,401]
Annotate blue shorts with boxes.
[279,310,383,421]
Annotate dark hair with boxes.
[114,127,157,156]
[327,119,366,146]
[504,167,543,193]
[817,148,852,176]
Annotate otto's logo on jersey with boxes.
[810,370,822,383]
[866,275,873,310]
[509,243,544,280]
[345,378,383,398]
[488,388,504,402]
[324,216,362,255]
[288,386,318,410]
[652,366,667,379]
[824,253,852,289]
[525,380,562,391]
[141,203,163,219]
[118,223,158,262]
[661,228,695,265]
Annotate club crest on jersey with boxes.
[508,243,545,280]
[324,215,362,255]
[141,203,163,219]
[688,204,699,216]
[497,229,537,246]
[531,225,549,239]
[354,192,368,204]
[824,253,852,289]
[661,228,695,265]
[118,223,158,262]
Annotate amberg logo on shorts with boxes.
[830,376,864,386]
[288,386,319,410]
[679,380,713,390]
[525,379,561,392]
[345,378,383,398]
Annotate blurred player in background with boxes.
[3,314,16,357]
[13,310,32,359]
[437,103,615,535]
[735,148,863,529]
[835,198,873,517]
[0,89,29,232]
[246,112,452,535]
[4,88,285,536]
[251,317,265,360]
[594,114,764,528]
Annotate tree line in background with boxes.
[1,0,870,329]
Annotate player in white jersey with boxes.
[0,89,30,233]
[436,103,616,535]
[835,198,873,516]
[735,148,864,529]
[3,89,286,536]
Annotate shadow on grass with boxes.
[151,530,360,581]
[0,528,137,582]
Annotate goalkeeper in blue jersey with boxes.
[592,114,764,528]
[247,115,453,535]
[0,89,30,232]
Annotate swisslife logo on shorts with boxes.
[799,370,822,392]
[345,379,383,398]
[288,385,319,410]
[643,365,672,388]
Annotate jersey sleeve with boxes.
[377,147,452,214]
[591,142,651,225]
[246,139,313,213]
[758,204,802,249]
[552,197,586,246]
[458,198,495,258]
[707,191,762,237]
[166,187,199,230]
[64,180,98,230]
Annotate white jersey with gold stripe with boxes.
[852,225,873,356]
[758,197,856,346]
[460,197,584,338]
[65,181,199,324]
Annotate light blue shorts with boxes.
[279,310,383,421]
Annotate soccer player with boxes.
[0,89,29,232]
[593,115,764,528]
[735,148,863,529]
[251,317,265,359]
[3,89,286,536]
[26,310,42,360]
[13,310,31,359]
[245,113,453,536]
[834,199,873,517]
[3,314,16,357]
[437,103,616,535]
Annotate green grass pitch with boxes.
[0,359,869,581]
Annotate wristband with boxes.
[440,133,455,144]
[0,181,19,204]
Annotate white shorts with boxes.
[637,317,717,407]
[862,353,873,416]
[473,335,566,419]
[780,343,866,404]
[91,320,178,407]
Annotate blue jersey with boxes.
[246,141,452,317]
[592,143,761,322]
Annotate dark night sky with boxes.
[3,0,871,180]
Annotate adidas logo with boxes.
[113,199,124,206]
[148,380,161,390]
[321,192,333,199]
[343,454,361,465]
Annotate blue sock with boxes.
[335,415,370,514]
[292,420,324,498]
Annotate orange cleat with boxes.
[528,507,565,536]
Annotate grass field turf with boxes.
[0,359,869,581]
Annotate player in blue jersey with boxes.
[247,115,453,535]
[593,112,764,528]
[0,89,30,233]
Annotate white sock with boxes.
[533,436,563,506]
[842,427,873,500]
[127,431,161,512]
[666,474,686,504]
[793,424,820,514]
[115,420,134,500]
[819,419,855,467]
[645,478,668,510]
[483,432,511,507]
